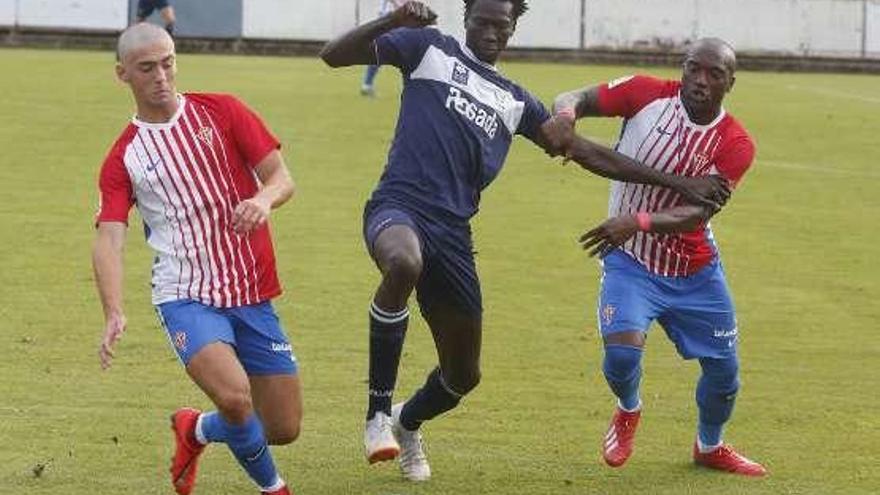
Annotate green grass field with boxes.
[0,47,878,494]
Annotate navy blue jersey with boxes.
[371,27,551,221]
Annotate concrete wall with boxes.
[16,0,127,30]
[868,0,880,55]
[4,0,879,59]
[129,0,241,38]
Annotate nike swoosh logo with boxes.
[146,157,162,171]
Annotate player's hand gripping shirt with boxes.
[597,75,755,276]
[97,94,282,307]
[372,27,550,221]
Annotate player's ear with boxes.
[115,62,127,83]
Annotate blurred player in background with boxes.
[135,0,177,36]
[361,0,408,96]
[93,23,301,495]
[320,0,731,482]
[554,38,767,477]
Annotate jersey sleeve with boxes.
[516,89,552,144]
[223,95,281,168]
[597,75,675,118]
[96,149,134,225]
[375,27,435,73]
[711,135,755,189]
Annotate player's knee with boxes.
[267,421,301,446]
[214,386,254,424]
[603,344,643,382]
[383,250,423,287]
[445,366,481,396]
[699,356,740,395]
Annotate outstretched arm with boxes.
[93,222,127,369]
[579,205,713,257]
[319,1,437,67]
[564,135,730,209]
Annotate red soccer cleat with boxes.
[602,407,641,467]
[170,408,206,495]
[693,442,767,477]
[262,485,292,495]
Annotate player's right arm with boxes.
[94,137,135,370]
[319,1,436,67]
[94,222,127,369]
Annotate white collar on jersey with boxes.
[677,90,727,129]
[132,94,187,130]
[456,37,498,72]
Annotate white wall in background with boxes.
[0,0,15,26]
[697,0,863,56]
[244,0,357,40]
[18,0,128,30]
[867,0,880,55]
[583,0,865,57]
[508,0,580,49]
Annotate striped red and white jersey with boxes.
[96,93,282,307]
[597,75,755,277]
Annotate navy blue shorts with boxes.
[137,0,170,18]
[598,249,738,360]
[156,299,298,376]
[363,200,482,316]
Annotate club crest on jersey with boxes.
[195,126,214,148]
[451,61,470,85]
[602,304,616,325]
[173,331,187,352]
[689,151,711,170]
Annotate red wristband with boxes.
[635,212,652,232]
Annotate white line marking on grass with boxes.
[760,160,880,179]
[785,85,880,104]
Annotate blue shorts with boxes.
[597,250,738,359]
[363,200,482,316]
[156,299,298,376]
[137,0,170,18]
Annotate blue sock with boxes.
[367,302,408,420]
[400,367,461,431]
[603,344,643,411]
[696,355,740,447]
[197,412,282,491]
[363,65,380,88]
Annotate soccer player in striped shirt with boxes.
[93,23,300,495]
[321,0,732,482]
[554,38,767,476]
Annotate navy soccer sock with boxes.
[603,344,643,411]
[197,412,284,491]
[696,355,740,449]
[367,301,408,420]
[399,367,462,431]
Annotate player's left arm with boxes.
[578,205,714,257]
[579,135,755,257]
[232,150,296,235]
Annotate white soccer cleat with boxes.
[364,411,400,464]
[391,403,431,482]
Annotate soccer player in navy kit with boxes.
[320,0,731,481]
[135,0,176,35]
